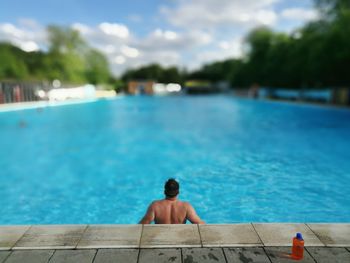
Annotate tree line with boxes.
[0,25,111,85]
[122,0,350,89]
[1,0,349,89]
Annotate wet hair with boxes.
[164,178,179,198]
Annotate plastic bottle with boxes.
[291,233,304,260]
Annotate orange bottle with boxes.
[291,233,304,260]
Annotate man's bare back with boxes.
[139,198,204,224]
[139,179,205,224]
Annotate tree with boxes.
[122,64,183,84]
[0,43,28,79]
[244,27,275,86]
[85,49,110,85]
[45,25,87,83]
[315,0,350,18]
[45,25,111,84]
[47,25,87,54]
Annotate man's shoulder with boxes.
[150,200,163,207]
[179,201,192,208]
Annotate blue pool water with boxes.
[0,96,350,224]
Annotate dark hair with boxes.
[164,178,179,198]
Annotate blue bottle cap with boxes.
[296,233,303,240]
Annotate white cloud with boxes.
[134,29,212,53]
[72,23,91,34]
[0,21,45,51]
[120,45,139,58]
[154,29,178,40]
[160,0,279,29]
[255,10,278,25]
[20,41,40,52]
[280,8,319,21]
[114,55,126,65]
[104,44,116,54]
[98,22,129,38]
[186,37,244,70]
[72,22,130,48]
[218,38,243,57]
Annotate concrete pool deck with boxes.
[0,224,349,262]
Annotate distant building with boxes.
[184,80,217,94]
[183,80,231,94]
[127,81,182,95]
[127,81,155,95]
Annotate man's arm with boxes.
[139,202,155,224]
[185,203,205,224]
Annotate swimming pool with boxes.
[1,96,349,224]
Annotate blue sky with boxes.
[0,0,319,75]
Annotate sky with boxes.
[0,0,319,76]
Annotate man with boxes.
[139,178,205,224]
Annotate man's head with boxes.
[164,178,179,198]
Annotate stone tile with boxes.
[139,248,181,263]
[253,223,324,246]
[140,225,201,248]
[199,224,262,247]
[265,247,315,263]
[224,247,271,263]
[307,224,350,246]
[13,225,87,249]
[4,250,54,263]
[306,247,350,263]
[0,226,30,250]
[0,251,11,263]
[49,250,96,263]
[182,248,226,263]
[94,249,138,263]
[77,225,142,248]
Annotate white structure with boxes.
[152,83,182,95]
[48,84,96,101]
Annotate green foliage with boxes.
[1,0,349,89]
[315,0,350,18]
[45,25,95,84]
[121,64,184,84]
[0,43,28,79]
[85,49,110,85]
[109,77,125,93]
[47,25,87,54]
[188,0,350,88]
[0,25,112,85]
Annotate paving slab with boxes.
[77,225,142,249]
[307,224,350,246]
[199,224,262,247]
[13,225,87,250]
[0,226,30,250]
[139,248,181,263]
[264,247,315,263]
[140,225,201,248]
[182,248,226,263]
[0,251,11,263]
[253,223,324,246]
[306,247,350,263]
[93,249,138,263]
[49,249,96,263]
[223,247,270,263]
[4,250,54,263]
